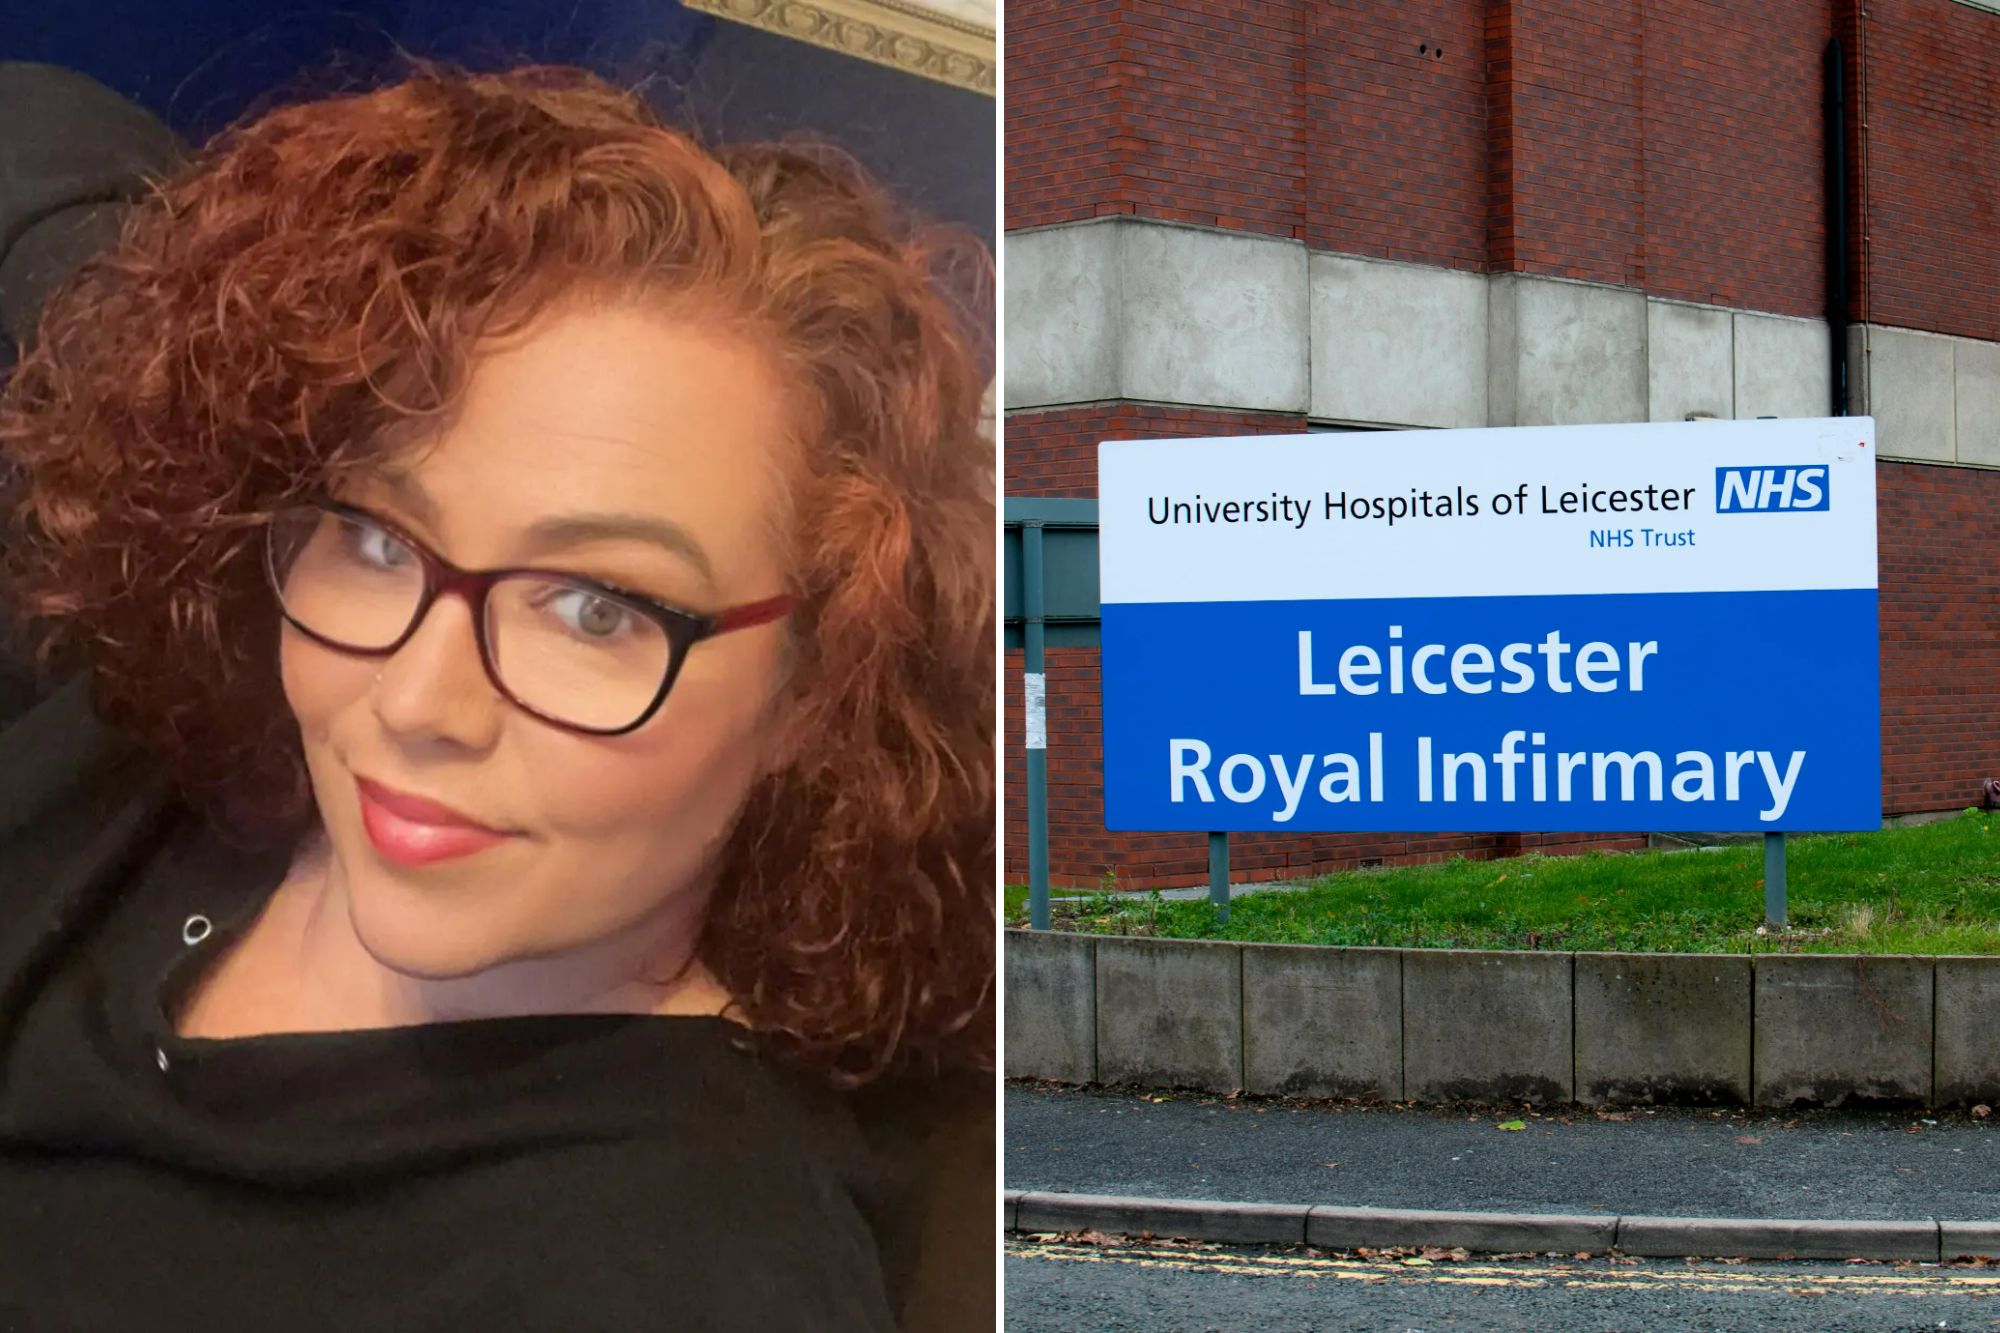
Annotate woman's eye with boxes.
[342,518,413,570]
[544,588,637,641]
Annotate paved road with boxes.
[1008,1083,2000,1219]
[1007,1235,2000,1332]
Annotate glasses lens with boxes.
[268,508,425,651]
[486,575,673,732]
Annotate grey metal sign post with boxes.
[1021,520,1050,930]
[1765,832,1787,927]
[1208,832,1230,922]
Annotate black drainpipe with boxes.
[1826,36,1850,417]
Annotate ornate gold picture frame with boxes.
[685,0,995,95]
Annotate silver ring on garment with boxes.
[182,914,212,947]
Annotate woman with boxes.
[0,66,992,1329]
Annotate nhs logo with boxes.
[1716,465,1830,513]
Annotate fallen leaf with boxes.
[1734,1135,1762,1145]
[1402,1256,1433,1267]
[1976,1104,1993,1119]
[1497,1119,1527,1131]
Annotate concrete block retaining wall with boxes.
[1403,949,1572,1104]
[1576,953,1751,1105]
[1243,944,1403,1101]
[1005,930,2000,1109]
[1002,929,1096,1083]
[1096,937,1242,1092]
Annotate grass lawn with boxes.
[1002,810,2000,954]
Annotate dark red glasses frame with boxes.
[264,499,794,736]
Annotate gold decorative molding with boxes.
[687,0,995,96]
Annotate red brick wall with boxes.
[1877,460,2000,811]
[1109,0,1307,237]
[1305,0,1489,268]
[1623,0,1832,314]
[1857,0,2000,341]
[1495,0,1648,286]
[1010,0,2000,337]
[1003,0,1126,230]
[1004,0,1308,238]
[1484,0,1834,310]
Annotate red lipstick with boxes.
[355,777,513,867]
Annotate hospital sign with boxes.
[1097,418,1881,833]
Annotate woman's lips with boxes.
[354,777,513,867]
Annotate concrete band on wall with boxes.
[1004,930,2000,1108]
[1005,215,2000,467]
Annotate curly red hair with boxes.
[0,66,994,1085]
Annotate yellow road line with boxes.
[1006,1239,2000,1298]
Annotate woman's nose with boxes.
[368,592,506,751]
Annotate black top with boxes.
[0,671,915,1330]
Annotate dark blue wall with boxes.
[6,0,992,245]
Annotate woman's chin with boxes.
[342,872,508,984]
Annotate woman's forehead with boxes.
[460,303,786,457]
[349,305,791,578]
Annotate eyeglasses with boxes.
[263,501,793,736]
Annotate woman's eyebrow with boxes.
[371,466,441,528]
[520,513,718,590]
[366,467,716,586]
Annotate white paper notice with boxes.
[1024,671,1047,750]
